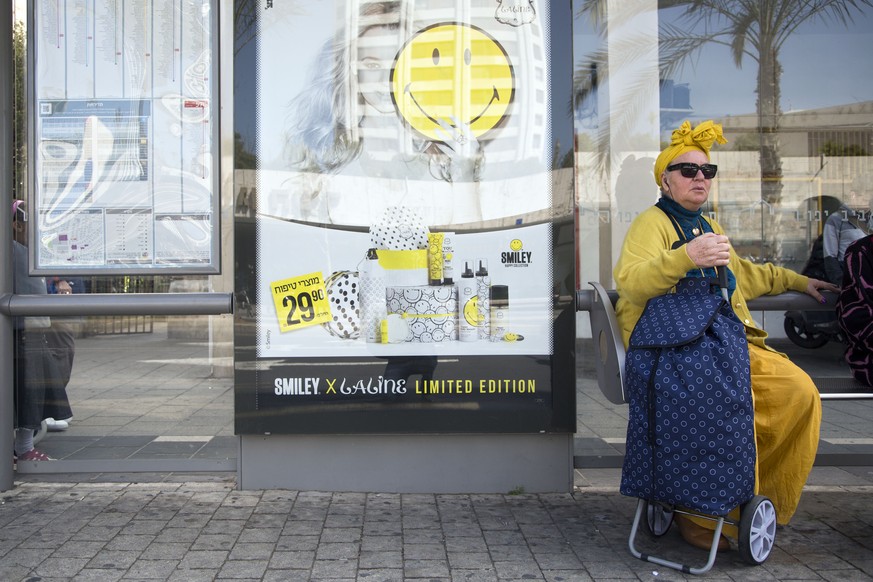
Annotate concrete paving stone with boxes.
[310,557,359,578]
[268,550,316,569]
[87,549,143,570]
[284,519,328,536]
[0,564,30,582]
[228,542,276,560]
[212,506,256,521]
[819,572,873,582]
[403,542,447,560]
[261,570,310,582]
[403,558,451,578]
[363,521,403,536]
[541,570,596,582]
[315,541,362,560]
[153,526,201,544]
[355,567,404,581]
[320,527,363,544]
[122,519,171,536]
[482,529,526,546]
[139,541,191,561]
[70,568,126,581]
[442,522,486,537]
[166,512,212,528]
[448,569,498,582]
[167,567,221,581]
[5,546,57,567]
[191,533,238,551]
[32,556,89,577]
[290,507,330,521]
[16,529,75,549]
[237,526,282,544]
[359,549,403,569]
[402,528,445,544]
[122,558,179,579]
[72,525,126,542]
[252,501,296,514]
[360,535,402,552]
[103,534,156,552]
[276,534,321,552]
[245,512,288,529]
[216,558,269,579]
[202,520,246,536]
[50,539,107,558]
[534,552,586,571]
[447,551,493,569]
[177,549,229,569]
[326,513,365,528]
[445,537,487,552]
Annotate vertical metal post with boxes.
[0,1,14,491]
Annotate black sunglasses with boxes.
[667,162,718,179]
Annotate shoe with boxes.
[16,449,53,461]
[45,418,69,432]
[674,514,730,552]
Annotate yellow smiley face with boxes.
[510,239,523,251]
[390,23,515,142]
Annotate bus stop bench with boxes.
[575,283,873,404]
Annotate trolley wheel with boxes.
[739,495,777,565]
[642,501,674,537]
[783,316,828,349]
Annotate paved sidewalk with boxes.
[2,467,871,581]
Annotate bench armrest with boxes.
[588,282,627,405]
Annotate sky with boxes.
[572,2,873,122]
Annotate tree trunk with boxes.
[757,45,784,263]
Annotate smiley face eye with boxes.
[432,48,440,65]
[464,48,471,65]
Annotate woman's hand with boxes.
[805,277,840,304]
[433,117,483,182]
[685,233,731,268]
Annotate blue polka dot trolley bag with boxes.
[621,276,756,518]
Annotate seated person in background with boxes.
[823,191,868,285]
[614,120,837,551]
[835,235,873,387]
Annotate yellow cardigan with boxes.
[613,205,809,350]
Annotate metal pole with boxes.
[1,1,15,491]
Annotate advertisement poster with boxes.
[31,0,218,273]
[235,0,576,434]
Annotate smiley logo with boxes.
[390,23,515,142]
[510,239,523,251]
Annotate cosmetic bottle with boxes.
[359,248,387,343]
[475,259,491,339]
[442,232,455,285]
[490,285,509,341]
[458,261,478,342]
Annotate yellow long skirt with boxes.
[688,343,821,533]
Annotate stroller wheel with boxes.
[739,495,777,565]
[642,501,674,537]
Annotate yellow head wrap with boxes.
[654,120,727,187]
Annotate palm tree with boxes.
[575,0,872,259]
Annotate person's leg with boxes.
[747,344,821,524]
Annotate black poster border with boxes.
[233,1,576,435]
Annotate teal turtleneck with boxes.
[655,195,737,297]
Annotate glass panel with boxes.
[234,0,577,436]
[12,4,234,468]
[573,0,873,461]
[28,314,235,463]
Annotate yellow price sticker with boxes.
[270,272,332,332]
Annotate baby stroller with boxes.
[599,266,777,574]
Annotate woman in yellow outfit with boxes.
[614,120,836,551]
